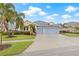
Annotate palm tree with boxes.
[4,7,25,37]
[0,3,25,44]
[15,13,25,31]
[0,3,15,45]
[0,3,15,32]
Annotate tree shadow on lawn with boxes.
[5,35,16,38]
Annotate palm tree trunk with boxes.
[4,21,8,32]
[0,22,3,45]
[0,32,2,45]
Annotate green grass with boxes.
[61,33,79,37]
[0,34,35,41]
[0,41,33,56]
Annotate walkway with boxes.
[18,34,79,56]
[3,39,35,43]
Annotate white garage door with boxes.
[36,27,59,34]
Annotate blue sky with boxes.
[14,3,79,24]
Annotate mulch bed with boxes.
[0,44,11,51]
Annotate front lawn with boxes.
[61,33,79,37]
[0,41,33,56]
[0,34,35,41]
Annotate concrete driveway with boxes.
[18,33,79,56]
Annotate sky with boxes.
[13,3,79,24]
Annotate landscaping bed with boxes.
[0,44,11,51]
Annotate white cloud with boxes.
[75,13,79,16]
[22,6,47,16]
[46,5,51,9]
[61,14,72,19]
[39,11,46,16]
[61,14,79,23]
[44,13,59,22]
[46,16,54,20]
[65,6,78,12]
[44,16,54,22]
[51,13,59,17]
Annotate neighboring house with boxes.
[60,27,75,32]
[60,22,79,32]
[63,22,79,28]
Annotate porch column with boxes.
[28,26,30,31]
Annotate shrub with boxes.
[14,31,30,35]
[59,30,70,33]
[2,30,36,35]
[71,32,79,34]
[59,30,79,34]
[2,32,8,35]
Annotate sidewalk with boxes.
[2,39,35,43]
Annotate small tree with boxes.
[28,24,36,35]
[75,26,79,32]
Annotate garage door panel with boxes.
[36,27,59,34]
